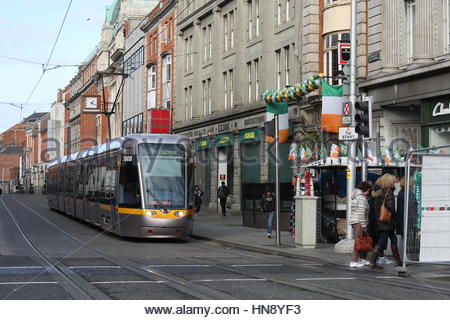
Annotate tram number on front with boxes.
[122,155,133,162]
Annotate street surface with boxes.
[0,194,449,300]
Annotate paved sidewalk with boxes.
[191,207,352,267]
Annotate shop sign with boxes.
[239,128,261,143]
[195,138,211,150]
[433,102,450,117]
[215,134,234,147]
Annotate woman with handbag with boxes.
[349,181,372,268]
[368,174,402,269]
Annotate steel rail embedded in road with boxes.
[9,194,235,300]
[0,195,109,300]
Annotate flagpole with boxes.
[275,113,281,246]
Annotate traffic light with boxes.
[354,96,373,138]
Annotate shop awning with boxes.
[239,128,261,143]
[215,134,234,147]
[195,137,211,150]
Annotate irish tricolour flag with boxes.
[321,80,347,133]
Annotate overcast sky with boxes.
[0,0,112,133]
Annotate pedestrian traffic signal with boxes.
[354,97,372,138]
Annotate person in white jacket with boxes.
[349,181,372,268]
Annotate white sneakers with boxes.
[349,259,370,268]
[359,259,370,266]
[349,261,365,268]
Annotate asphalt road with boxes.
[0,194,449,300]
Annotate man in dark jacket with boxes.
[260,191,276,238]
[368,174,402,269]
[217,182,230,216]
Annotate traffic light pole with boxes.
[346,0,358,240]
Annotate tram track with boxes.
[15,195,365,299]
[2,195,235,299]
[17,194,450,300]
[0,195,108,300]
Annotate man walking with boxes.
[217,181,230,216]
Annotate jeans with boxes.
[220,199,227,216]
[351,223,363,262]
[375,231,398,249]
[265,211,275,234]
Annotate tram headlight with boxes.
[173,211,185,218]
[145,210,158,217]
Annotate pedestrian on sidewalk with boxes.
[194,185,204,214]
[349,181,372,268]
[217,182,230,216]
[396,176,418,257]
[368,174,402,269]
[260,191,276,238]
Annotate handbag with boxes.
[355,232,373,251]
[226,195,233,209]
[379,192,392,223]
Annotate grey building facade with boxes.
[361,0,450,150]
[173,0,323,214]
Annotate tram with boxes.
[47,134,195,238]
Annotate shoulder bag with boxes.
[379,192,392,223]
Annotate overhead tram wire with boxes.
[21,0,74,108]
[0,55,79,68]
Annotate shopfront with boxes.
[240,128,261,211]
[215,133,234,194]
[195,137,211,206]
[422,97,450,147]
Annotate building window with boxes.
[147,65,156,109]
[255,0,260,37]
[406,0,416,63]
[124,46,144,75]
[224,10,235,52]
[255,58,260,101]
[286,0,290,22]
[202,78,212,115]
[184,35,194,70]
[248,1,253,40]
[284,46,290,87]
[277,0,282,26]
[276,49,281,89]
[223,69,234,109]
[185,86,192,121]
[162,55,171,109]
[223,72,227,110]
[202,24,212,62]
[247,62,252,103]
[323,32,350,85]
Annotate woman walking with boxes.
[260,191,276,238]
[368,174,402,269]
[349,181,372,268]
[194,185,204,214]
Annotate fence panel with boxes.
[404,147,450,264]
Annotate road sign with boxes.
[342,101,351,125]
[339,127,358,141]
[338,43,351,64]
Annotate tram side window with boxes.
[119,160,141,208]
[98,158,107,204]
[77,164,84,199]
[106,158,117,206]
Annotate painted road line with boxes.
[301,263,324,266]
[90,280,168,284]
[0,281,59,285]
[376,276,402,279]
[147,265,211,268]
[232,264,283,267]
[193,279,267,282]
[297,277,356,281]
[0,266,43,269]
[69,266,122,269]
